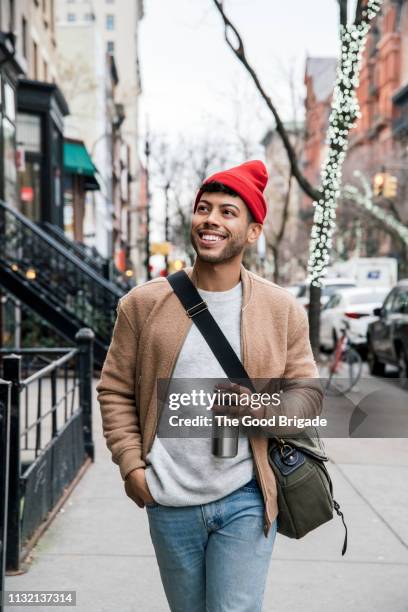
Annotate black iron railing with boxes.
[0,328,94,572]
[0,378,11,612]
[41,221,111,279]
[0,200,124,366]
[41,221,135,293]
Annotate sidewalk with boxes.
[5,380,408,612]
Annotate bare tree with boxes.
[263,65,305,284]
[57,53,98,104]
[265,172,293,283]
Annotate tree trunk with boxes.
[308,284,322,360]
[272,246,279,284]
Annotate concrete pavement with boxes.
[5,380,408,612]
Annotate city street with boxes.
[4,379,408,612]
[1,2,408,611]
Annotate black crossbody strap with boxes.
[167,270,256,393]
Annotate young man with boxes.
[96,160,322,612]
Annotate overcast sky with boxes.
[139,0,341,144]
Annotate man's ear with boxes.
[247,224,263,245]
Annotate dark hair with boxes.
[198,181,255,224]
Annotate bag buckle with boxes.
[186,300,208,318]
[280,444,298,466]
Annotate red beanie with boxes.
[194,160,268,224]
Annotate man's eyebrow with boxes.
[198,199,241,211]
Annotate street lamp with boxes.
[144,132,151,281]
[25,267,36,280]
[163,181,170,274]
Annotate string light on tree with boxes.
[307,0,382,287]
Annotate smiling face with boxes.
[190,191,262,264]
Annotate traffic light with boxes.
[373,173,398,198]
[383,174,398,199]
[373,173,385,196]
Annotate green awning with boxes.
[64,140,99,179]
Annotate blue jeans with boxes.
[145,477,277,612]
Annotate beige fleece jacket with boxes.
[96,263,323,536]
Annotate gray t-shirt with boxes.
[145,280,255,506]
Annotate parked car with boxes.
[366,280,408,377]
[320,287,391,351]
[295,277,357,309]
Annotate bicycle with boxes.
[322,322,363,395]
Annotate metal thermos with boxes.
[212,424,239,457]
[211,395,239,458]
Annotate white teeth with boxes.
[200,234,224,241]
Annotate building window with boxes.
[17,113,42,154]
[2,81,17,207]
[50,0,55,32]
[106,14,115,30]
[9,0,16,31]
[107,40,114,54]
[67,13,76,22]
[43,60,48,81]
[4,81,16,122]
[33,40,38,79]
[3,117,17,207]
[84,12,94,21]
[16,113,42,222]
[22,16,28,59]
[106,0,114,3]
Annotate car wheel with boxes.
[397,345,408,384]
[367,338,385,376]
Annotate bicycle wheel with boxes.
[325,347,363,395]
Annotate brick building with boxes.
[346,0,408,181]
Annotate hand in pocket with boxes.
[124,468,155,508]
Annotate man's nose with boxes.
[205,209,221,225]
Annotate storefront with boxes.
[16,79,69,227]
[63,138,100,241]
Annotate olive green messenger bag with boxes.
[167,270,348,556]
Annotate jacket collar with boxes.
[183,261,252,310]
